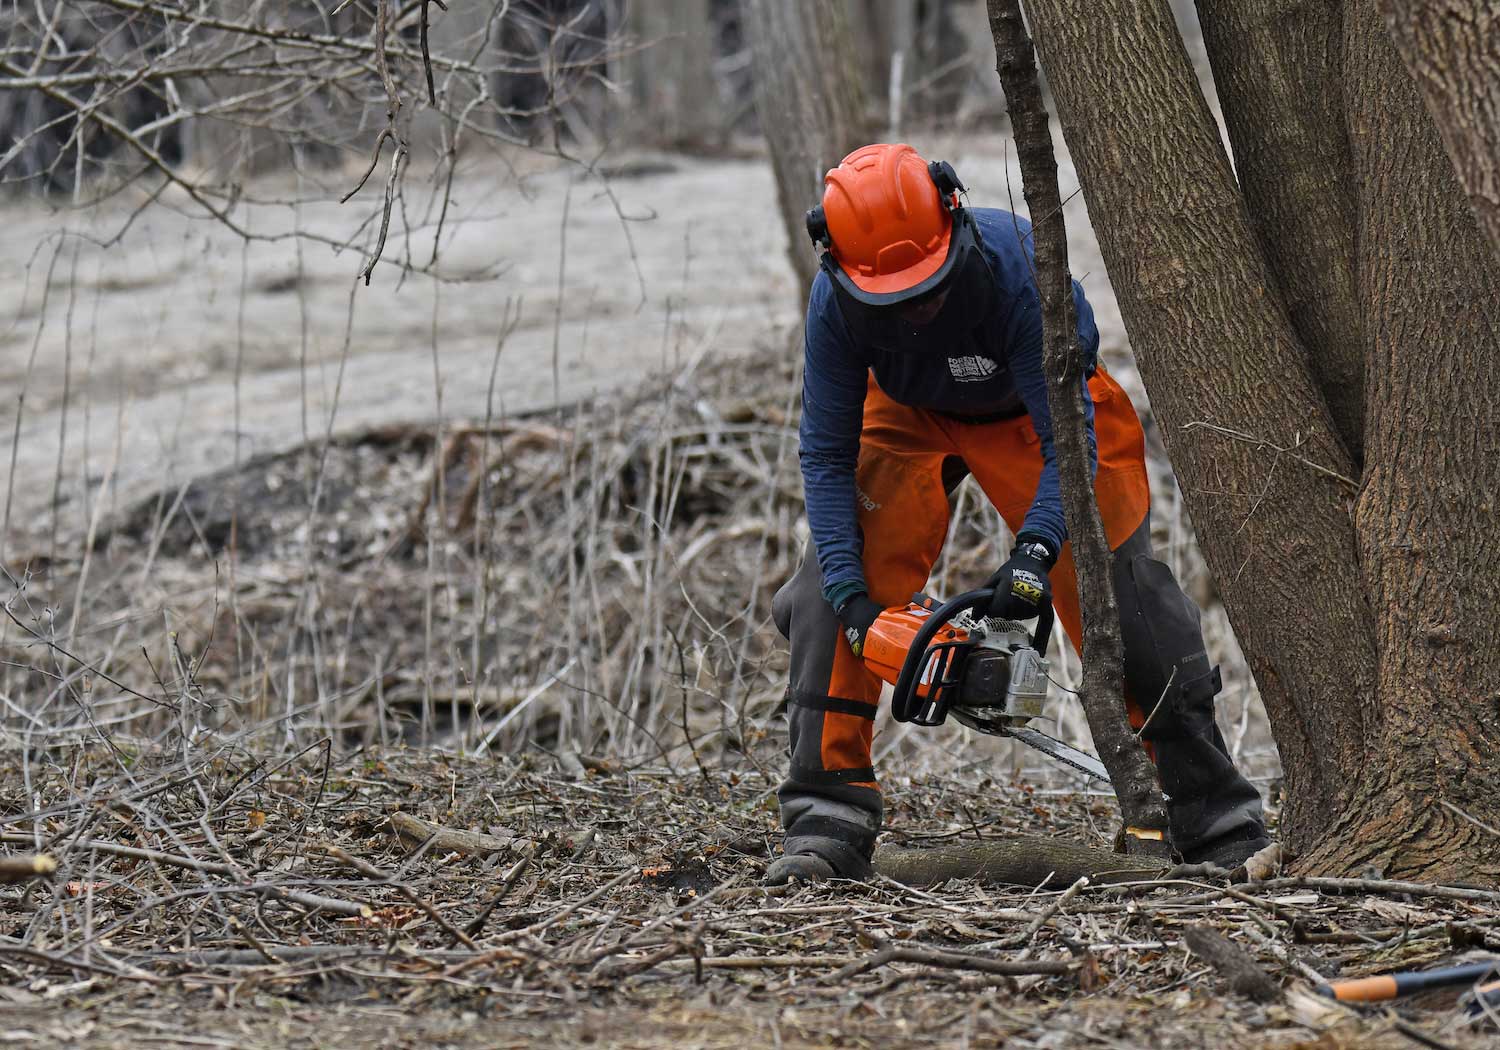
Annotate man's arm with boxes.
[800,275,871,611]
[1004,276,1101,554]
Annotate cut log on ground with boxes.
[875,836,1166,888]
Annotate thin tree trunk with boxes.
[987,0,1170,855]
[1194,0,1366,464]
[1294,0,1500,883]
[624,0,722,150]
[742,0,872,295]
[1377,1,1500,264]
[1019,0,1378,852]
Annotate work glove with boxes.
[835,593,884,657]
[983,537,1057,621]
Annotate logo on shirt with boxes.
[949,355,999,382]
[856,487,881,512]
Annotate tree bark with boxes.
[742,0,872,294]
[1377,1,1500,263]
[1194,0,1366,464]
[1020,0,1378,851]
[1292,1,1500,883]
[987,0,1170,856]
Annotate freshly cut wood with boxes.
[875,836,1166,888]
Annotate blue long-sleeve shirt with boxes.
[801,208,1100,608]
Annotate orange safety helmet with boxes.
[806,144,994,351]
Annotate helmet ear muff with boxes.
[927,160,965,209]
[805,204,831,249]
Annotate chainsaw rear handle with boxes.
[889,588,1054,724]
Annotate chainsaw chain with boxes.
[1003,726,1110,782]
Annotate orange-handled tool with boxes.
[1315,960,1498,1003]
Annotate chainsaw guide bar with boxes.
[1002,726,1110,783]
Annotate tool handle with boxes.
[1316,960,1499,1002]
[889,590,1055,724]
[1030,598,1055,657]
[891,589,989,724]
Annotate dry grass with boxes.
[0,343,1278,792]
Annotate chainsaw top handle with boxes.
[889,589,1055,725]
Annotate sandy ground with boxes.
[0,132,1134,548]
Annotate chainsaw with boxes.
[860,589,1111,782]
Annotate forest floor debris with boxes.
[3,743,1497,1049]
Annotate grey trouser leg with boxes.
[769,549,882,876]
[1111,522,1269,860]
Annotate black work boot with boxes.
[1113,534,1270,869]
[764,797,878,884]
[1158,722,1271,868]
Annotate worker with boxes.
[767,143,1270,883]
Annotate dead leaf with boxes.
[64,881,108,897]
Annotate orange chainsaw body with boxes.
[861,595,971,696]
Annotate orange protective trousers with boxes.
[821,366,1148,785]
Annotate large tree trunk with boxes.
[1194,0,1366,464]
[988,0,1170,855]
[742,0,872,294]
[1293,1,1500,883]
[1377,1,1500,263]
[1020,0,1377,852]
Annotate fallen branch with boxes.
[463,853,534,939]
[593,940,685,980]
[830,936,1074,983]
[0,854,57,883]
[256,885,374,919]
[388,811,579,856]
[132,944,404,967]
[875,835,1166,888]
[1010,875,1090,946]
[321,844,476,948]
[0,833,236,876]
[0,937,156,981]
[1248,876,1500,904]
[1182,924,1280,1002]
